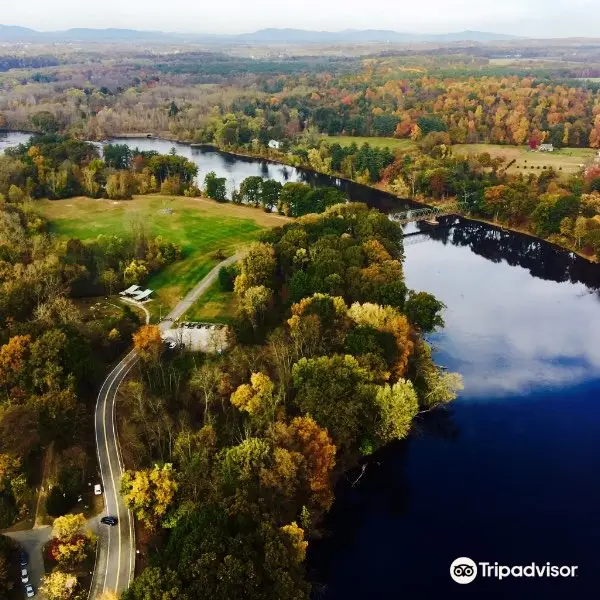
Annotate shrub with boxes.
[46,487,76,517]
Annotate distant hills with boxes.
[0,24,518,44]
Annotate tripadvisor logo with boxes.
[450,557,579,584]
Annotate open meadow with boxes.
[323,135,596,178]
[36,194,288,312]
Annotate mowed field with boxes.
[453,144,596,177]
[186,281,237,324]
[36,194,288,310]
[323,135,596,178]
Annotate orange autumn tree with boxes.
[133,325,162,363]
[271,416,336,510]
[0,335,31,392]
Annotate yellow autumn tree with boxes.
[52,513,86,541]
[121,463,178,530]
[281,521,308,563]
[230,372,278,425]
[40,571,79,600]
[348,302,414,378]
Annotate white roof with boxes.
[132,289,153,301]
[120,285,140,295]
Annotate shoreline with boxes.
[4,129,597,264]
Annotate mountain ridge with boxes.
[0,24,519,44]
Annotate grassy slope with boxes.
[186,281,237,323]
[36,194,288,310]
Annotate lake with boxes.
[2,131,599,597]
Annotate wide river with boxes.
[2,132,600,597]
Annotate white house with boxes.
[538,143,554,152]
[268,140,283,150]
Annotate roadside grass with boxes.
[35,195,287,311]
[186,281,237,324]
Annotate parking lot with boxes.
[162,322,228,353]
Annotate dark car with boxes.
[18,551,28,566]
[100,516,118,526]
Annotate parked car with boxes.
[21,568,28,583]
[25,583,35,597]
[94,484,102,495]
[100,516,118,526]
[18,551,28,566]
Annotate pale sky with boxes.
[2,0,599,37]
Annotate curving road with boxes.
[89,254,243,599]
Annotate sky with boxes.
[1,0,599,38]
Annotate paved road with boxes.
[89,254,243,599]
[162,253,243,326]
[4,526,52,595]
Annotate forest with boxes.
[1,37,600,599]
[119,203,461,600]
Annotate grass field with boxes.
[323,135,596,177]
[453,144,596,176]
[36,194,288,310]
[186,281,237,324]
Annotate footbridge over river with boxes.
[392,203,460,226]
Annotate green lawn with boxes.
[186,281,237,324]
[36,195,286,312]
[322,135,416,151]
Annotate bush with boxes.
[46,486,76,517]
[218,266,237,291]
[0,497,17,528]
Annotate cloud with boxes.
[404,237,600,399]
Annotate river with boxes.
[2,131,600,597]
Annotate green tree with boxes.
[261,180,282,212]
[404,291,446,332]
[122,567,186,600]
[373,380,419,443]
[204,172,227,202]
[292,354,375,448]
[239,176,263,207]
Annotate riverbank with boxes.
[214,143,599,264]
[4,129,597,263]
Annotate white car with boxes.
[21,568,28,583]
[25,583,35,597]
[94,484,102,495]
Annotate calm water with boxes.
[2,132,600,596]
[310,222,600,599]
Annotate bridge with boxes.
[391,203,459,226]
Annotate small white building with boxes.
[268,139,283,150]
[539,143,554,152]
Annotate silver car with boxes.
[21,568,28,583]
[25,583,35,598]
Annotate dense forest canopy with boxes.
[120,203,460,600]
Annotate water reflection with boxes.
[405,222,600,397]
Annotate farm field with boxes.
[36,194,287,310]
[322,135,597,177]
[453,143,596,176]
